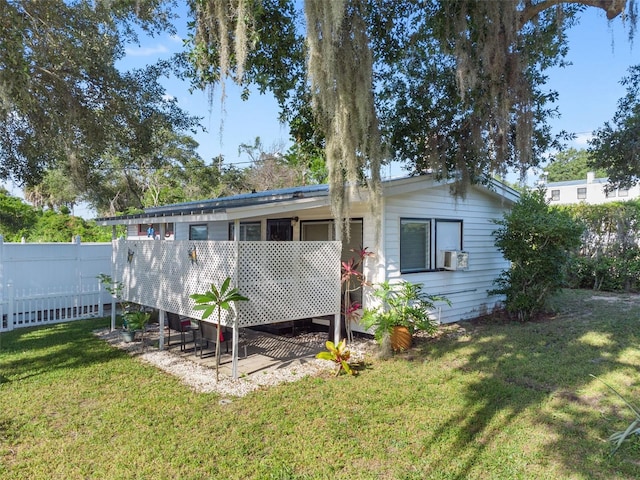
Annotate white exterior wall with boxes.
[114,179,514,327]
[173,221,228,240]
[545,177,640,205]
[379,184,509,324]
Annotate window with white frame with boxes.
[400,218,463,273]
[228,222,261,240]
[189,224,208,240]
[138,222,174,237]
[551,190,560,201]
[577,187,587,200]
[400,219,431,272]
[618,188,629,197]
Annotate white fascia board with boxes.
[225,196,331,220]
[96,211,230,226]
[382,175,519,204]
[382,175,441,197]
[96,196,331,226]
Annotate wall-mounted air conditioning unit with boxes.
[442,250,469,271]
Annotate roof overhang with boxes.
[95,174,519,227]
[96,195,332,226]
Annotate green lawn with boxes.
[2,289,640,479]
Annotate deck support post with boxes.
[158,309,165,350]
[232,218,240,379]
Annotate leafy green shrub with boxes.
[490,189,583,321]
[562,200,640,292]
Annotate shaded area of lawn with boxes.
[1,290,640,479]
[414,288,640,479]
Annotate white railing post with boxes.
[232,220,240,379]
[7,281,14,331]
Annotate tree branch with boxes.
[519,0,627,28]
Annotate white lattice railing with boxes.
[113,240,341,327]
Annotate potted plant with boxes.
[121,309,151,343]
[361,280,449,352]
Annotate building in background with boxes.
[545,172,640,205]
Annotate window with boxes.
[400,219,430,272]
[301,221,334,241]
[619,188,629,197]
[137,222,174,238]
[189,224,208,240]
[302,218,364,302]
[400,218,464,273]
[301,219,363,258]
[228,222,261,240]
[551,190,560,201]
[435,219,463,269]
[267,219,293,241]
[577,187,587,200]
[606,189,616,198]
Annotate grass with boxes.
[1,288,640,479]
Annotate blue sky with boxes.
[545,8,638,152]
[120,10,290,169]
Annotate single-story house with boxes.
[97,175,518,330]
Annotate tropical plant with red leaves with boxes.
[316,339,354,376]
[341,246,374,342]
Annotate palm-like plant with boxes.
[592,375,640,454]
[190,277,249,380]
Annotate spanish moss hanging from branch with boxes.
[192,0,256,109]
[305,0,382,241]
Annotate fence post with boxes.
[7,281,14,331]
[74,235,82,314]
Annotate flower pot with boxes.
[390,326,412,352]
[121,330,136,342]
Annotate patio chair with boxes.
[195,320,230,358]
[166,311,196,351]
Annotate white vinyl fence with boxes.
[0,237,112,331]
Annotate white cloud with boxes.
[572,132,593,147]
[125,44,169,57]
[162,94,175,102]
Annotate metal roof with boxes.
[94,174,519,224]
[545,178,608,187]
[94,184,330,222]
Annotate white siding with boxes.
[380,184,509,324]
[545,176,640,205]
[118,178,514,326]
[174,221,228,241]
